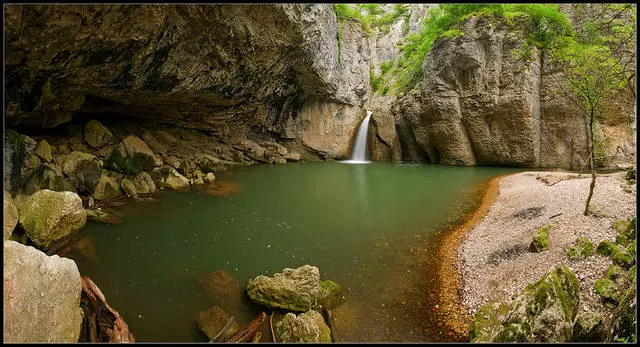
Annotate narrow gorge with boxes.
[3,3,637,343]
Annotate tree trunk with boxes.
[583,115,597,215]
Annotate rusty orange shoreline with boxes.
[427,173,512,341]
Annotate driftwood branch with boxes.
[269,312,276,343]
[80,276,135,343]
[227,312,266,343]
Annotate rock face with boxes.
[18,189,87,249]
[3,240,83,342]
[275,310,332,343]
[471,264,581,342]
[246,265,320,312]
[4,191,19,240]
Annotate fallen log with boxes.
[251,331,262,343]
[80,276,135,343]
[227,312,266,343]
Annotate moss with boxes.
[611,245,634,268]
[565,237,595,260]
[572,313,605,342]
[318,280,343,309]
[596,240,615,256]
[494,322,529,342]
[612,218,635,247]
[627,265,636,281]
[606,265,626,281]
[529,225,551,253]
[470,302,509,342]
[594,278,619,304]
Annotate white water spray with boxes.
[344,111,372,164]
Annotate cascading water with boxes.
[344,111,372,164]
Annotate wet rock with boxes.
[493,264,580,342]
[317,280,343,309]
[196,305,240,342]
[85,208,121,224]
[18,189,87,250]
[60,151,103,194]
[565,237,595,260]
[20,163,76,195]
[3,240,83,342]
[4,190,19,240]
[572,313,605,342]
[120,179,137,197]
[191,169,205,186]
[105,135,158,175]
[163,167,190,191]
[93,171,123,200]
[275,310,331,343]
[195,153,223,173]
[34,139,53,163]
[204,172,216,184]
[199,269,240,300]
[470,302,509,342]
[529,225,550,253]
[5,129,36,193]
[246,265,320,312]
[84,120,113,149]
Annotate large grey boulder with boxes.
[3,240,83,342]
[163,167,190,191]
[18,189,87,249]
[246,265,320,312]
[121,172,156,197]
[275,310,331,343]
[83,120,113,149]
[93,171,123,200]
[105,135,158,175]
[60,151,103,194]
[4,190,19,240]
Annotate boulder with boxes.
[18,189,87,249]
[141,132,167,156]
[5,129,36,193]
[4,190,19,240]
[93,171,123,200]
[204,172,216,184]
[233,140,266,162]
[565,237,595,260]
[20,163,76,195]
[60,151,103,194]
[195,153,223,173]
[594,278,620,305]
[529,225,550,253]
[470,302,509,342]
[120,179,137,197]
[120,172,156,197]
[83,120,113,149]
[163,168,190,191]
[493,264,580,342]
[178,158,197,176]
[285,152,302,162]
[246,265,320,312]
[3,240,83,342]
[34,139,53,162]
[196,306,239,342]
[260,141,288,156]
[105,135,158,175]
[572,313,605,342]
[606,278,636,341]
[317,280,343,309]
[165,156,182,169]
[275,310,331,343]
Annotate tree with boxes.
[545,4,636,216]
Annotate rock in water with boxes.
[4,190,19,240]
[93,171,123,200]
[494,264,580,342]
[106,136,158,175]
[196,306,239,342]
[275,310,331,343]
[84,120,113,149]
[246,265,320,312]
[163,167,190,191]
[199,269,240,300]
[18,189,87,249]
[3,240,83,342]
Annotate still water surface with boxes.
[68,162,519,342]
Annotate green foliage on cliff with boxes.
[333,4,410,35]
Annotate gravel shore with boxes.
[459,171,636,319]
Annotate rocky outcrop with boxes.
[3,240,83,342]
[18,189,87,249]
[275,310,332,343]
[246,265,320,312]
[4,191,19,240]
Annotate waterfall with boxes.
[344,111,372,164]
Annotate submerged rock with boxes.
[275,310,331,343]
[199,269,240,300]
[317,280,343,309]
[18,189,87,249]
[106,135,158,175]
[3,240,83,342]
[246,265,320,312]
[4,190,19,240]
[196,306,239,342]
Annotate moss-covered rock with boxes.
[626,266,636,281]
[594,278,619,305]
[470,302,509,342]
[246,265,320,312]
[317,280,343,309]
[18,189,87,249]
[606,277,636,342]
[612,218,635,247]
[164,167,190,191]
[610,245,634,269]
[83,119,113,149]
[596,240,615,256]
[605,265,626,281]
[20,163,76,195]
[565,237,595,260]
[529,225,550,253]
[493,264,580,342]
[196,305,239,342]
[105,135,158,175]
[571,313,605,342]
[275,310,331,343]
